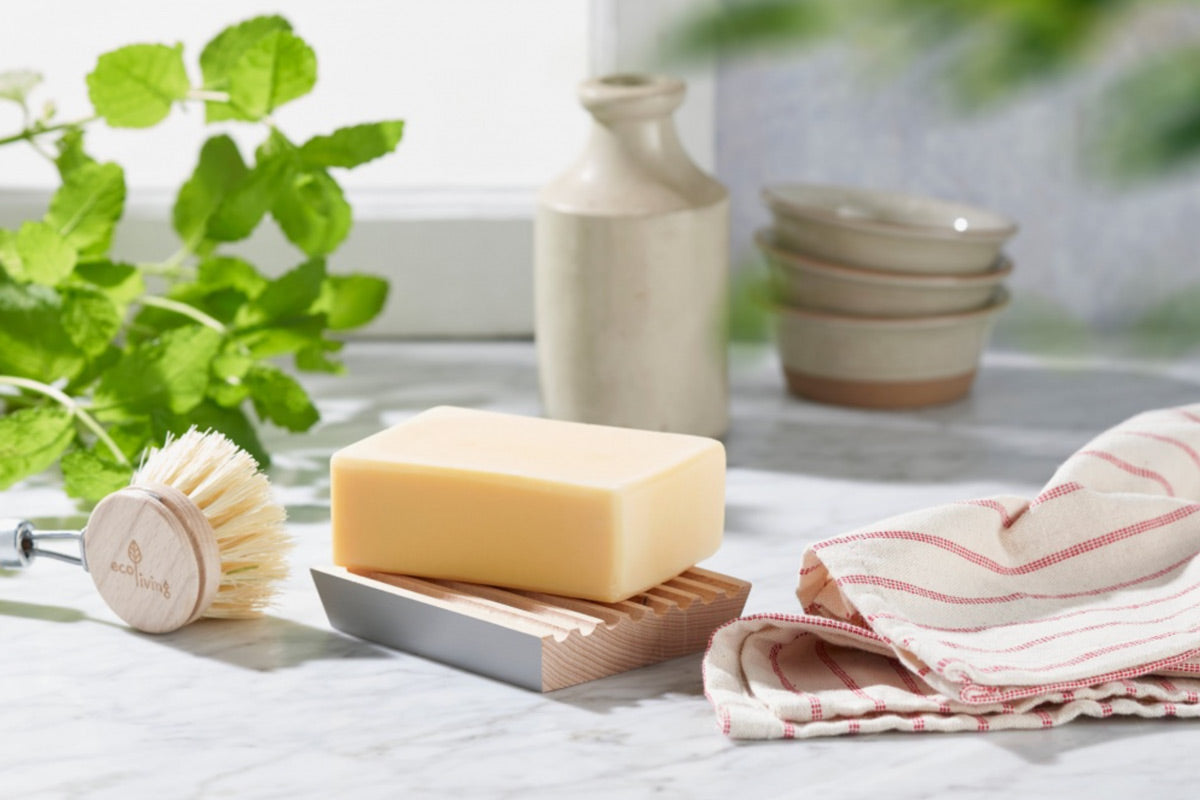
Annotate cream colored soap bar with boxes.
[330,406,725,602]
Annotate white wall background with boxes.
[0,0,591,193]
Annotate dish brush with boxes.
[1,428,289,633]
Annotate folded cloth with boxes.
[704,404,1200,738]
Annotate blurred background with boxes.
[672,0,1200,356]
[2,0,1198,354]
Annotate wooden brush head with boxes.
[84,484,221,634]
[85,428,289,634]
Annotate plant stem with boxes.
[0,375,129,466]
[187,89,231,103]
[0,115,98,148]
[138,295,227,333]
[137,246,194,279]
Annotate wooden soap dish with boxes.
[311,566,751,691]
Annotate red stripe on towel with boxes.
[1079,450,1175,496]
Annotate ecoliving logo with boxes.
[109,539,171,599]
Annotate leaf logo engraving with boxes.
[128,539,142,564]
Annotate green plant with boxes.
[0,15,403,501]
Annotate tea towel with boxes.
[704,404,1200,738]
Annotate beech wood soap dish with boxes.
[311,566,751,691]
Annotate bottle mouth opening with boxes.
[580,73,685,118]
[599,74,657,88]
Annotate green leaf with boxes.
[200,15,293,122]
[299,121,405,169]
[72,260,145,305]
[173,135,248,247]
[207,150,291,241]
[270,168,351,256]
[245,257,326,324]
[54,127,98,177]
[0,406,76,491]
[244,363,319,432]
[165,401,270,467]
[96,326,222,417]
[86,43,190,128]
[197,255,268,297]
[295,340,345,374]
[107,418,154,462]
[0,69,42,104]
[61,287,122,357]
[0,230,18,278]
[235,315,326,359]
[0,283,85,382]
[317,274,388,330]
[45,162,126,258]
[208,345,253,407]
[7,221,78,286]
[63,343,121,398]
[227,30,316,120]
[61,448,133,502]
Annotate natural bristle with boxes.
[134,428,290,619]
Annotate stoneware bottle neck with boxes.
[579,74,688,167]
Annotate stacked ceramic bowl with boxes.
[759,184,1017,409]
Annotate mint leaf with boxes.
[319,274,388,330]
[54,128,98,177]
[270,168,351,256]
[0,284,86,382]
[0,406,76,490]
[245,257,325,324]
[299,121,405,169]
[0,70,41,104]
[296,339,345,374]
[61,448,133,502]
[163,401,270,467]
[96,326,222,416]
[7,221,77,286]
[207,151,291,241]
[208,345,253,407]
[45,162,126,258]
[245,364,319,432]
[236,315,326,359]
[174,135,248,247]
[72,260,145,305]
[61,287,122,357]
[197,255,268,297]
[86,43,190,128]
[0,230,18,278]
[200,15,292,122]
[227,30,316,119]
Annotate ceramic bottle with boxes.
[535,74,729,437]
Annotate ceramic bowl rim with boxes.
[763,183,1019,243]
[774,287,1011,328]
[756,229,1013,286]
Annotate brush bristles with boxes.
[134,428,290,619]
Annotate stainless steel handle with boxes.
[1,518,34,568]
[0,518,85,569]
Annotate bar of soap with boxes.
[330,406,725,602]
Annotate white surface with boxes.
[7,342,1200,798]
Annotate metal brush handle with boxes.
[0,518,85,569]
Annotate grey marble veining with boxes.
[5,342,1200,799]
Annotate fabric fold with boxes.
[704,404,1200,738]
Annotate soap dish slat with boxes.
[311,565,751,692]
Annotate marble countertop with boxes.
[7,342,1200,799]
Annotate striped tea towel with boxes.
[704,403,1200,738]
